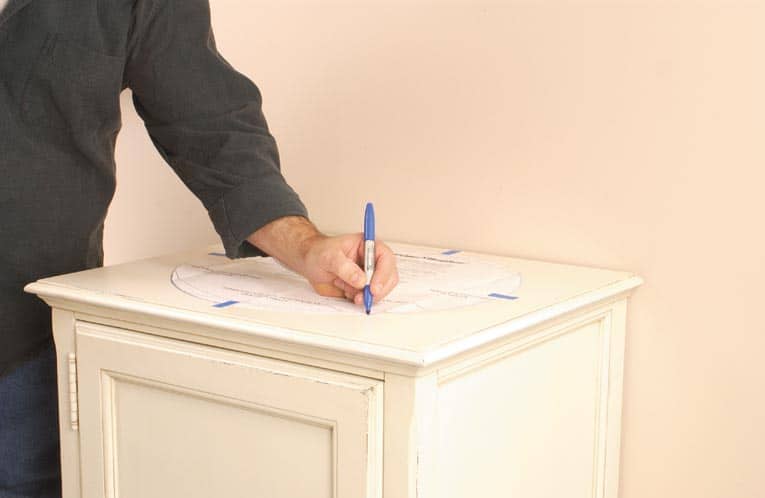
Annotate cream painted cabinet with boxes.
[26,242,641,498]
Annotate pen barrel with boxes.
[364,240,375,286]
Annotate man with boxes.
[0,0,399,496]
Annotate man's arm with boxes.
[125,0,306,260]
[124,0,397,303]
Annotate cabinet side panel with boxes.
[436,319,605,498]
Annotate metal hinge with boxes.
[67,353,79,431]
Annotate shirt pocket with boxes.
[21,34,125,133]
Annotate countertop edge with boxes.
[24,274,642,368]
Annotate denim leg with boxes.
[0,341,62,498]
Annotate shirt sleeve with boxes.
[124,0,308,259]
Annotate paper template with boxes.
[171,247,521,314]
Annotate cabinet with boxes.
[26,242,641,498]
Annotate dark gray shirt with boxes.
[0,0,308,373]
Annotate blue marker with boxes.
[363,202,375,315]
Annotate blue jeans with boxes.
[0,341,62,498]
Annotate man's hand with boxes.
[247,216,399,306]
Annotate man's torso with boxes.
[0,0,134,370]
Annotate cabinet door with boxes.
[74,322,383,498]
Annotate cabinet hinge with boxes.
[67,352,79,431]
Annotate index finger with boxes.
[326,250,366,290]
[369,242,399,302]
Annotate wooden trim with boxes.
[51,309,83,498]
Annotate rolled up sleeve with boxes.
[124,0,307,258]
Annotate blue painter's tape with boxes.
[213,300,239,308]
[442,249,461,255]
[208,252,227,257]
[488,293,518,300]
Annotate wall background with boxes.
[105,1,765,497]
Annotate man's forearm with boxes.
[246,216,323,276]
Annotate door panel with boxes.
[75,322,383,498]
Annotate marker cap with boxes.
[364,202,375,240]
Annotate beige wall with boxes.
[106,1,765,497]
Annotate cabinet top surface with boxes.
[26,242,641,366]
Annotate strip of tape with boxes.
[441,249,461,255]
[213,300,239,308]
[488,293,518,300]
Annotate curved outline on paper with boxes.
[170,253,521,314]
